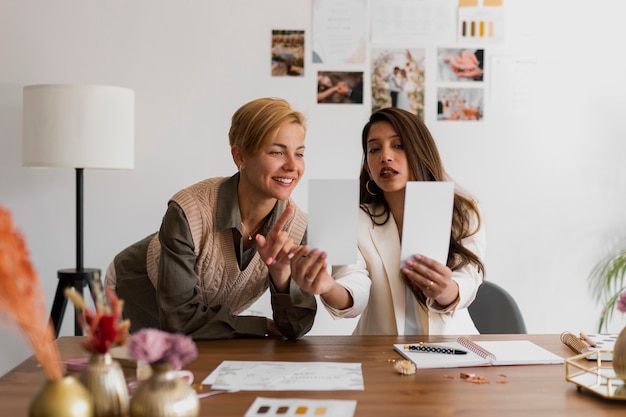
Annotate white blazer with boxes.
[325,206,485,336]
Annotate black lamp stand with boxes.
[49,168,101,337]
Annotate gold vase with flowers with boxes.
[65,279,131,417]
[127,328,199,417]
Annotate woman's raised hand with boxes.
[255,206,297,291]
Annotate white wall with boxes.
[1,0,626,376]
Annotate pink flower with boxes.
[127,328,171,363]
[163,334,198,370]
[617,290,626,314]
[127,328,197,370]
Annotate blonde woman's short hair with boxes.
[228,97,306,156]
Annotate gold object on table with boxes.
[565,349,626,400]
[80,352,129,417]
[611,326,626,382]
[130,363,199,417]
[28,375,93,417]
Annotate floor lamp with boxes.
[22,84,134,337]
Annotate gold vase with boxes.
[29,375,93,417]
[79,352,129,417]
[612,326,626,382]
[129,363,199,417]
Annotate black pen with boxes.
[403,343,467,355]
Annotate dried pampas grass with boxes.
[0,207,63,380]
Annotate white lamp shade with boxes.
[23,84,134,169]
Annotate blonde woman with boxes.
[106,98,314,340]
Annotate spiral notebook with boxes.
[393,337,564,369]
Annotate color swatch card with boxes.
[308,179,359,266]
[205,361,364,391]
[400,181,454,267]
[458,0,505,43]
[245,397,357,417]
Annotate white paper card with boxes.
[307,179,359,266]
[400,181,454,266]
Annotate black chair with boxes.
[468,281,527,334]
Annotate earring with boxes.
[366,180,378,196]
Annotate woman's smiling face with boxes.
[240,122,306,201]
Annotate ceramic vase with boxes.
[79,352,129,417]
[612,326,626,382]
[129,363,199,417]
[29,375,93,417]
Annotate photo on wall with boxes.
[317,71,364,104]
[437,48,484,82]
[437,87,484,121]
[271,30,305,77]
[371,48,425,117]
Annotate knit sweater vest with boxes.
[145,177,307,315]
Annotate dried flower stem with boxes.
[0,207,63,380]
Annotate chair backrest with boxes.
[468,281,527,334]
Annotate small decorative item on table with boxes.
[393,360,416,375]
[565,294,626,400]
[65,283,131,417]
[612,325,626,383]
[0,207,92,417]
[127,328,199,417]
[565,349,626,400]
[610,293,626,383]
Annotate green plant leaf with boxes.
[589,249,626,331]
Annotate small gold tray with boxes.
[565,350,626,400]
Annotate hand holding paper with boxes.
[400,182,456,304]
[400,181,454,266]
[288,179,359,306]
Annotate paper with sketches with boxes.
[400,181,454,266]
[371,0,455,44]
[308,179,359,266]
[204,361,364,391]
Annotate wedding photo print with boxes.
[371,48,424,117]
[316,71,364,104]
[437,87,484,121]
[438,48,484,82]
[271,29,304,77]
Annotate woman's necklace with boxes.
[241,220,263,241]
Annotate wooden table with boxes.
[0,334,624,416]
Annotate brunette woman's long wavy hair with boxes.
[359,107,484,303]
